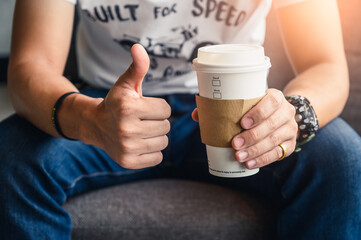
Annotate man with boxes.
[0,0,360,239]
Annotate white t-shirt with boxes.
[64,0,306,95]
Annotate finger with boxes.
[120,152,164,169]
[235,123,297,163]
[232,104,292,150]
[122,135,169,155]
[138,119,171,138]
[191,108,199,122]
[244,140,295,169]
[241,89,284,129]
[135,97,171,120]
[134,151,164,169]
[114,44,150,95]
[139,135,169,153]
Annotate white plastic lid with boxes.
[192,44,271,73]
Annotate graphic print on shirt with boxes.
[76,0,269,93]
[113,25,216,70]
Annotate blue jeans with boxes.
[0,88,360,239]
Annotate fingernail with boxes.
[243,117,254,128]
[246,159,257,169]
[237,151,248,162]
[234,137,244,149]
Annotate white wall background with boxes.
[0,1,16,120]
[0,0,16,57]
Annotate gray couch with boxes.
[63,1,361,239]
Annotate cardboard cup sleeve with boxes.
[195,95,263,148]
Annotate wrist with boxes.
[285,95,319,152]
[57,93,103,144]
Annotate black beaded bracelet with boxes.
[285,95,319,152]
[51,91,80,140]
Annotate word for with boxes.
[154,4,177,19]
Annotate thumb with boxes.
[115,44,150,95]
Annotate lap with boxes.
[0,90,200,199]
[178,117,361,208]
[272,117,361,239]
[1,90,359,200]
[0,114,157,200]
[282,117,361,183]
[1,95,359,239]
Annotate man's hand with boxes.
[91,44,171,169]
[230,89,297,169]
[192,89,298,169]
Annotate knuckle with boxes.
[143,141,152,152]
[270,133,280,146]
[253,107,266,120]
[118,123,135,137]
[288,103,296,116]
[247,129,260,143]
[119,140,135,154]
[268,91,283,107]
[267,115,279,131]
[257,154,270,167]
[247,145,260,158]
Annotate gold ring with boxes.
[278,143,287,161]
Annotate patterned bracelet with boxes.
[285,95,319,152]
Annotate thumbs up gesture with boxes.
[91,44,171,169]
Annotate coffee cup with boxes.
[192,44,271,178]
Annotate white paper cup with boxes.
[192,44,271,178]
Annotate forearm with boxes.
[283,62,349,128]
[8,60,101,142]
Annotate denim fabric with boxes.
[0,88,360,239]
